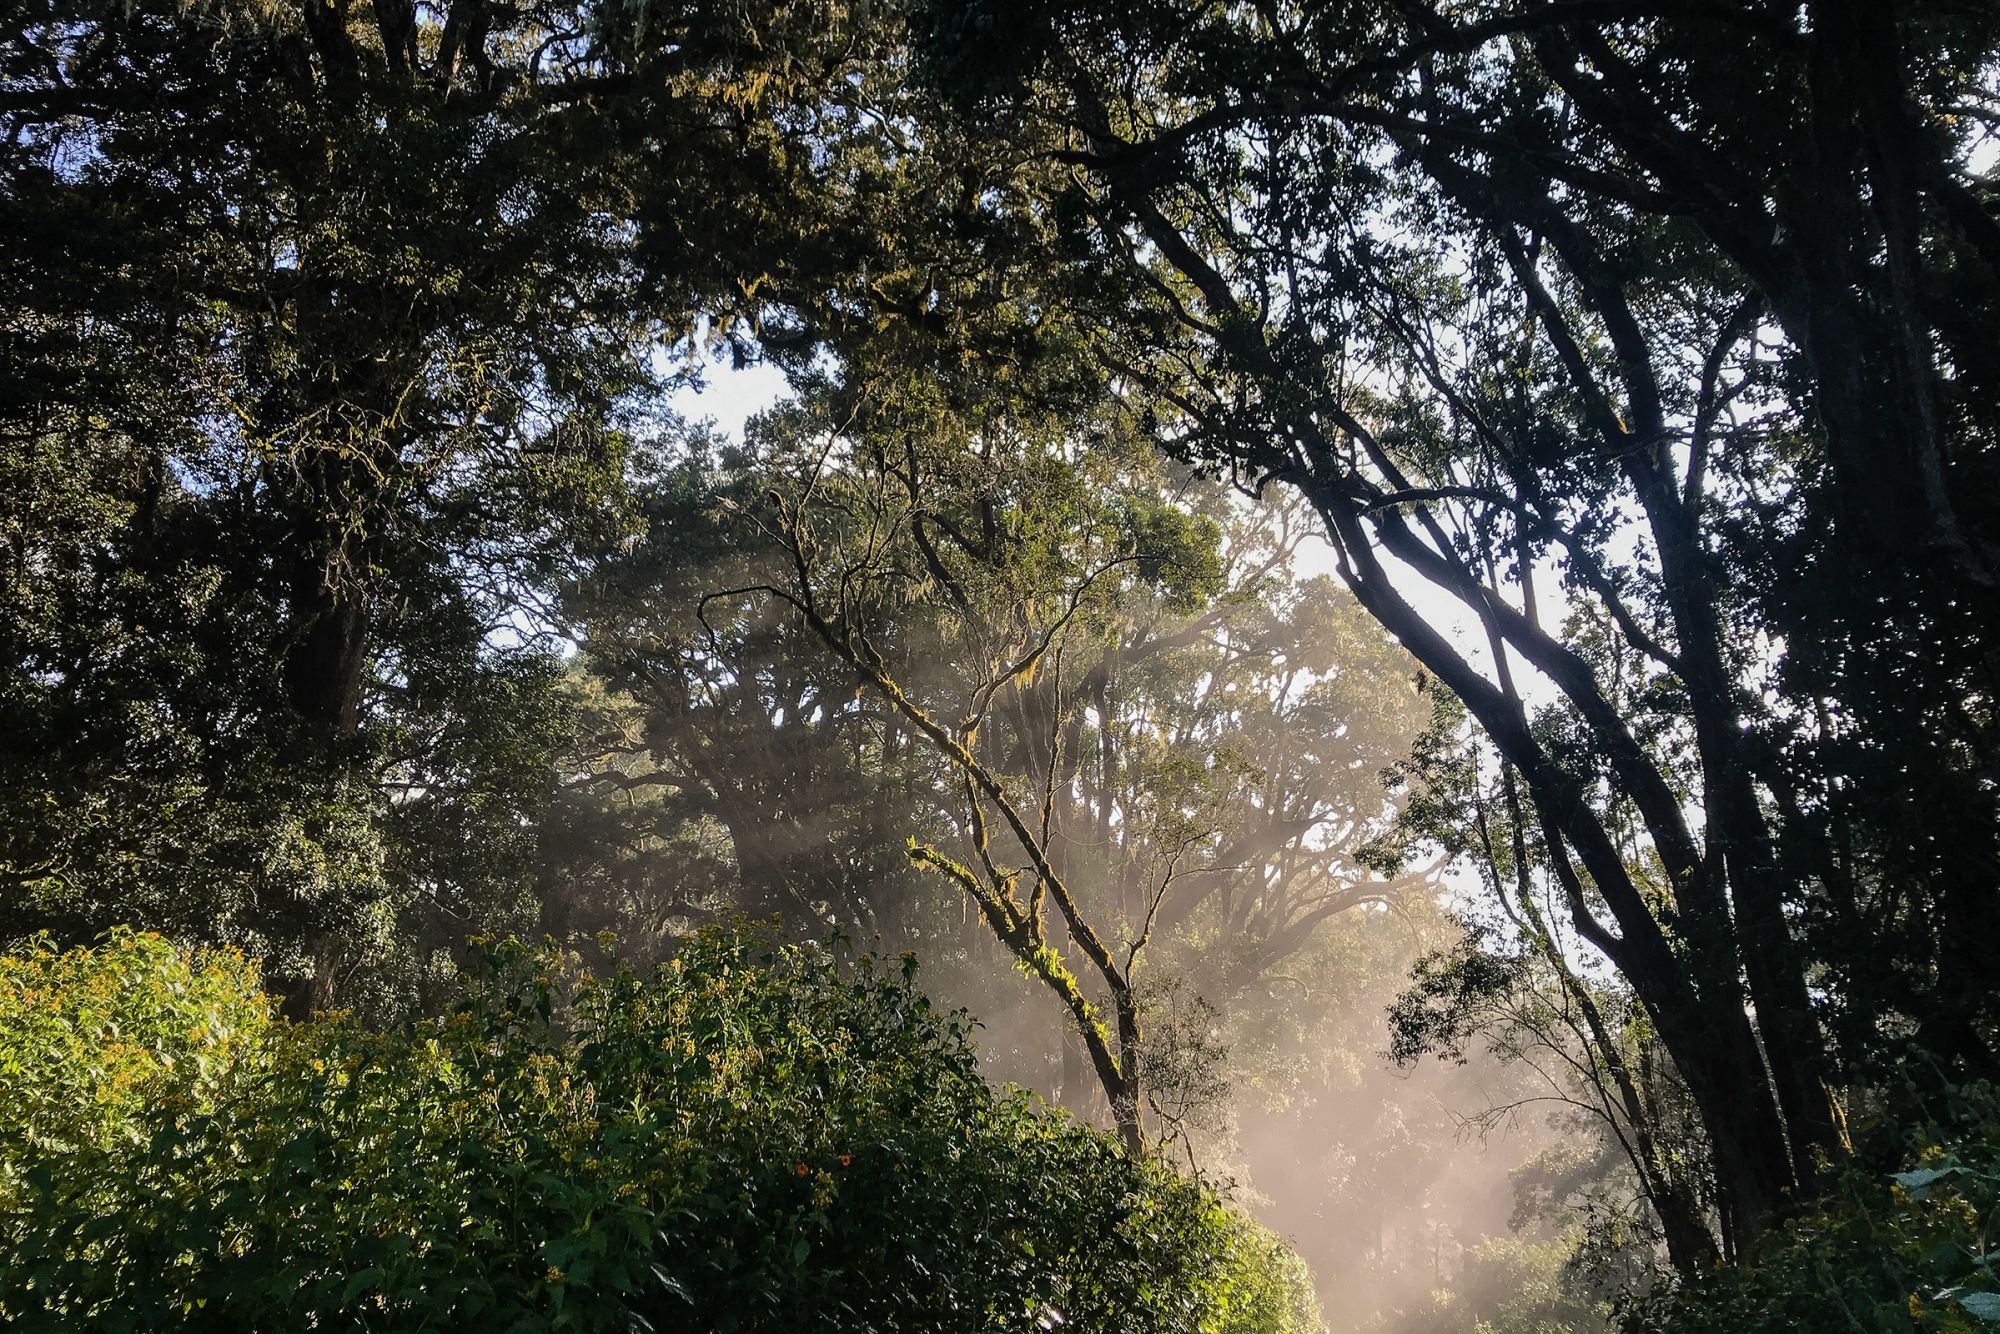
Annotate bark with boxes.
[1492,681,1718,1272]
[282,545,369,739]
[1302,474,1796,1241]
[1791,0,1978,579]
[1507,187,1842,1183]
[272,509,370,1018]
[278,930,341,1021]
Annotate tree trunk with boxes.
[282,547,369,739]
[278,931,340,1021]
[1310,484,1799,1242]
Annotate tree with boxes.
[898,0,2000,1241]
[0,0,915,1008]
[629,381,1434,1151]
[1388,709,1721,1274]
[553,422,960,941]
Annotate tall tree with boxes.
[1388,706,1723,1273]
[0,0,911,1008]
[899,0,2000,1238]
[621,384,1434,1150]
[557,421,957,939]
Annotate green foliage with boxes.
[1380,1232,1608,1334]
[0,928,1321,1333]
[1626,1089,2000,1334]
[1463,1234,1616,1334]
[0,929,270,1177]
[0,0,935,1006]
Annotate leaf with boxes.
[1893,1167,1955,1198]
[650,1266,691,1303]
[1959,1292,2000,1321]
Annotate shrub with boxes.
[1622,1086,2000,1334]
[0,928,269,1175]
[0,928,1320,1333]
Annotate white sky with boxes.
[667,359,791,441]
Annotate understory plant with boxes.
[0,927,1320,1333]
[1623,1085,2000,1334]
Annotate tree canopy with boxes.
[5,0,2000,1328]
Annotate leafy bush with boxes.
[0,928,1320,1333]
[1623,1086,2000,1334]
[0,929,270,1188]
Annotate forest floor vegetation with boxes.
[0,928,1320,1334]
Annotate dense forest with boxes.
[3,0,1999,1329]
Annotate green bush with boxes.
[0,928,1319,1333]
[1623,1087,2000,1334]
[0,929,270,1193]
